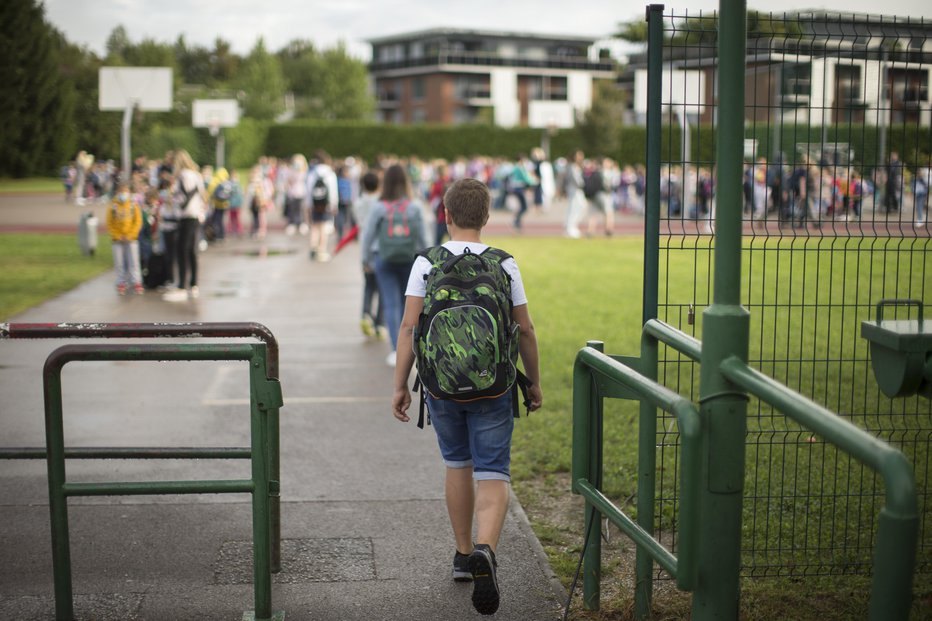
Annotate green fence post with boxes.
[582,341,604,610]
[250,345,274,621]
[691,1,750,619]
[643,3,664,329]
[43,357,75,621]
[638,7,665,618]
[635,331,659,619]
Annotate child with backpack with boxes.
[360,164,427,366]
[391,178,543,616]
[352,171,386,340]
[106,181,144,295]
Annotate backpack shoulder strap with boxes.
[418,245,453,266]
[480,247,513,265]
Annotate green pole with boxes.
[643,3,665,329]
[582,340,604,610]
[635,329,659,619]
[44,361,75,621]
[638,8,665,618]
[250,349,273,620]
[692,1,750,619]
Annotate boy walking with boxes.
[392,178,543,615]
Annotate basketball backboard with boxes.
[99,67,173,111]
[192,99,240,128]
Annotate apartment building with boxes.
[367,28,615,127]
[622,11,931,128]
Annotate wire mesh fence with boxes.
[647,9,931,583]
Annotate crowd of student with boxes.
[661,152,929,228]
[65,144,929,304]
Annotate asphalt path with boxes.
[0,192,568,620]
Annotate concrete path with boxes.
[0,197,570,620]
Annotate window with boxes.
[523,75,568,101]
[781,62,811,105]
[835,65,862,104]
[834,64,865,123]
[377,44,404,63]
[454,75,491,100]
[412,78,425,101]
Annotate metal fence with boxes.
[646,9,931,582]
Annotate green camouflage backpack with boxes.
[413,245,530,428]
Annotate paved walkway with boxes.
[0,196,573,620]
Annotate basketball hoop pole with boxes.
[213,126,226,169]
[121,102,136,180]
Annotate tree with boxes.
[315,44,374,120]
[57,37,119,162]
[174,35,214,85]
[210,38,239,84]
[105,25,131,60]
[236,38,286,121]
[0,0,76,176]
[278,40,373,121]
[577,80,625,158]
[614,20,649,44]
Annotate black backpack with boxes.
[311,176,330,214]
[584,169,604,199]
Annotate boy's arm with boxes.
[392,295,425,422]
[512,303,543,411]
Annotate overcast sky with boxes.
[45,0,932,60]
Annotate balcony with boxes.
[370,50,614,74]
[376,91,401,108]
[455,84,492,105]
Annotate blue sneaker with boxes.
[452,550,473,582]
[468,544,499,615]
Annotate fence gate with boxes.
[643,3,931,601]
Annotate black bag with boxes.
[311,176,330,215]
[143,254,167,289]
[583,170,603,199]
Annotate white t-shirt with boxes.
[405,241,528,307]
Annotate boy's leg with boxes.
[474,479,509,552]
[446,466,475,554]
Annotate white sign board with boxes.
[99,67,173,111]
[192,99,240,128]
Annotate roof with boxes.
[366,27,599,47]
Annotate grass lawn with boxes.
[492,235,931,620]
[0,177,63,194]
[0,234,113,320]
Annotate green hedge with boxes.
[265,122,588,162]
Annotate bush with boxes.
[225,119,269,169]
[266,122,584,162]
[135,124,211,166]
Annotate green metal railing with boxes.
[0,321,284,574]
[719,356,919,621]
[41,343,283,621]
[572,339,701,604]
[574,319,919,620]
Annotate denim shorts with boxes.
[426,391,515,481]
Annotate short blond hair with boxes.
[444,178,490,230]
